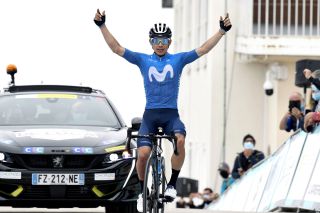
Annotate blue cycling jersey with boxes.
[123,49,199,109]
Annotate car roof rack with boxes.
[7,85,93,93]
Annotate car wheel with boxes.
[105,201,138,213]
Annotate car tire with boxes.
[105,201,138,213]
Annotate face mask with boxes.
[203,194,210,200]
[300,102,305,113]
[312,91,320,101]
[220,170,229,179]
[243,142,254,150]
[192,197,204,207]
[311,84,319,92]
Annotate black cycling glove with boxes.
[94,15,105,27]
[220,20,232,33]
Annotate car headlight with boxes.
[0,153,13,163]
[122,150,131,159]
[109,153,119,161]
[0,153,5,161]
[103,149,136,164]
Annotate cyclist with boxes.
[93,9,232,212]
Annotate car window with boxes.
[0,93,121,127]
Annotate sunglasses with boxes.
[150,37,170,45]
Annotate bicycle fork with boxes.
[152,146,168,207]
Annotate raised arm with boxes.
[94,9,125,56]
[304,68,320,90]
[196,13,232,57]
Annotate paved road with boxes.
[0,207,214,213]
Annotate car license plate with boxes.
[32,173,85,185]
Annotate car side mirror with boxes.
[131,117,142,131]
[125,117,142,153]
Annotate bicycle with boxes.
[126,125,178,213]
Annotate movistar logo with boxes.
[148,64,174,82]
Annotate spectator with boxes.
[279,92,304,132]
[304,69,320,132]
[304,110,320,132]
[304,69,320,112]
[304,69,320,91]
[231,134,265,179]
[218,162,235,194]
[176,197,186,208]
[187,187,219,209]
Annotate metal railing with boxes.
[252,0,320,36]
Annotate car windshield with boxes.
[0,93,121,127]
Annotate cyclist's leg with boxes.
[136,125,151,190]
[136,112,155,212]
[163,110,186,199]
[163,110,186,171]
[136,110,157,190]
[171,132,185,170]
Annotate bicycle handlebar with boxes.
[125,128,179,156]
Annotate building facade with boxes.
[173,0,320,191]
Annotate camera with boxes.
[263,80,273,96]
[288,100,301,113]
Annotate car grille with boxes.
[21,185,95,199]
[12,155,104,170]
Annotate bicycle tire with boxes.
[153,158,160,213]
[160,157,166,213]
[143,153,154,213]
[152,157,165,213]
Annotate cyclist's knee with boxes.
[175,133,185,149]
[138,146,151,162]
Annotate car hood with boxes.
[0,126,128,154]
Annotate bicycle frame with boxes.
[146,136,165,213]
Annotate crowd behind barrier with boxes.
[208,127,320,212]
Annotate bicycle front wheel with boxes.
[143,154,158,213]
[160,157,166,213]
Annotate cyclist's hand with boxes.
[94,9,106,27]
[219,13,232,34]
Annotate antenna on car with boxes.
[6,64,17,86]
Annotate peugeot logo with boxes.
[52,155,64,168]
